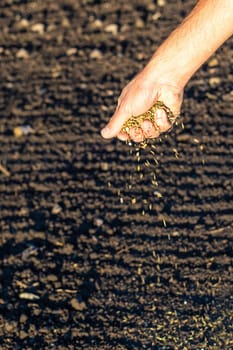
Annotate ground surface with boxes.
[0,0,233,349]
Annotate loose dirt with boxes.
[0,0,232,349]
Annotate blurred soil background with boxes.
[0,0,232,349]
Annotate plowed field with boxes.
[0,1,232,349]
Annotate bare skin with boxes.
[101,0,233,143]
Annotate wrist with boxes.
[141,24,197,88]
[144,51,191,91]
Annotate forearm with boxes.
[146,0,233,88]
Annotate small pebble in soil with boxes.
[70,298,87,311]
[16,19,30,29]
[94,217,104,227]
[13,125,34,137]
[90,49,103,60]
[66,47,77,56]
[157,0,166,6]
[208,57,219,67]
[222,91,233,101]
[90,19,103,31]
[135,18,145,29]
[31,23,44,34]
[104,23,118,35]
[100,162,109,171]
[61,17,70,28]
[19,292,40,301]
[22,246,38,260]
[16,48,30,59]
[52,204,62,215]
[152,12,161,21]
[209,77,221,87]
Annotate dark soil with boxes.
[0,0,233,349]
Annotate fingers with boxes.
[116,107,174,143]
[128,128,144,143]
[156,108,172,132]
[116,128,145,143]
[117,131,129,142]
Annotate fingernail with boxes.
[101,126,111,138]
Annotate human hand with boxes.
[101,68,184,143]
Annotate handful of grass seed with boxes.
[121,100,175,145]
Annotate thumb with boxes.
[101,104,130,139]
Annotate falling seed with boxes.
[131,198,137,204]
[0,164,10,177]
[199,145,204,151]
[154,190,162,198]
[140,142,147,149]
[152,180,158,186]
[117,100,184,216]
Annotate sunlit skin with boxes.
[101,0,233,143]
